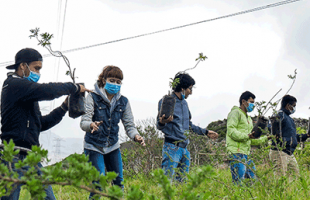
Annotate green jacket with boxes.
[226,106,267,155]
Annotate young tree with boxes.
[29,28,85,118]
[159,53,207,119]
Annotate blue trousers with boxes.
[161,142,190,182]
[0,154,56,200]
[229,154,256,184]
[84,148,123,199]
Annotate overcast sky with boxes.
[1,0,310,143]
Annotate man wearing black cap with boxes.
[0,48,91,199]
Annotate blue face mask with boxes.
[24,64,40,83]
[104,82,121,94]
[181,91,185,100]
[290,105,296,114]
[246,102,255,112]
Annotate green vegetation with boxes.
[18,157,310,199]
[1,118,310,199]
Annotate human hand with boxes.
[79,84,92,93]
[249,131,256,139]
[90,121,103,133]
[159,114,173,124]
[207,130,218,139]
[135,135,146,146]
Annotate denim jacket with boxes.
[81,83,138,148]
[156,93,208,147]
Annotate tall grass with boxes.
[17,119,310,199]
[19,163,310,199]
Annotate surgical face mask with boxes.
[23,64,40,82]
[246,102,255,112]
[181,91,185,100]
[104,82,121,94]
[290,105,296,114]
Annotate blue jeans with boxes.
[229,154,256,184]
[0,154,56,200]
[84,148,123,199]
[161,142,190,182]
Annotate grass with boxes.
[15,140,310,199]
[19,164,310,200]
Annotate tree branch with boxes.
[262,88,282,116]
[0,175,117,199]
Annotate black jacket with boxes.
[271,109,308,155]
[1,73,78,149]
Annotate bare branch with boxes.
[261,88,282,116]
[30,28,75,83]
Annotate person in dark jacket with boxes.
[157,73,218,182]
[0,48,90,200]
[270,95,309,177]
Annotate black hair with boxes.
[173,73,195,92]
[239,91,256,105]
[15,61,33,71]
[281,95,297,109]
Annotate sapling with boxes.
[29,28,85,118]
[159,53,207,119]
[252,69,297,139]
[168,53,207,91]
[269,69,297,138]
[263,69,297,116]
[253,98,274,138]
[252,100,269,138]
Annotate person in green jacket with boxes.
[226,91,268,184]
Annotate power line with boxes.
[56,0,68,83]
[50,0,68,111]
[50,0,63,113]
[56,0,62,38]
[0,0,302,67]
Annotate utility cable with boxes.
[50,0,64,113]
[0,0,303,67]
[50,0,68,111]
[56,0,68,82]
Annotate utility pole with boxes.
[53,138,64,162]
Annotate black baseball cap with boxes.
[6,48,43,70]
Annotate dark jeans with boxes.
[0,153,56,200]
[229,153,256,185]
[161,142,190,182]
[84,148,123,199]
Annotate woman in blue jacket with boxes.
[80,65,145,198]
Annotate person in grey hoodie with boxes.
[80,65,145,198]
[157,73,218,182]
